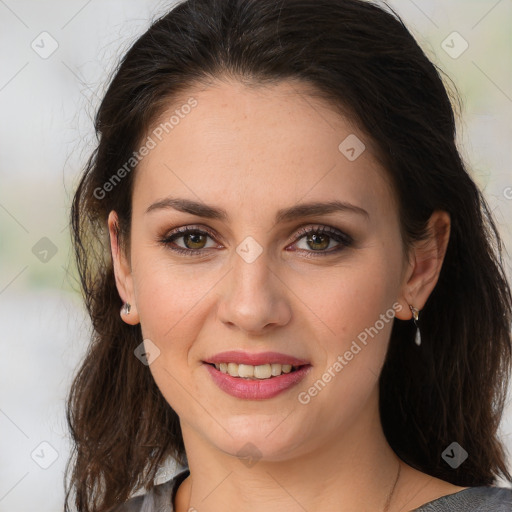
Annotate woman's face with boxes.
[111,79,412,461]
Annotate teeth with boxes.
[271,363,282,376]
[213,362,296,379]
[227,362,238,377]
[238,364,254,378]
[254,364,271,379]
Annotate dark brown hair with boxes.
[65,0,512,510]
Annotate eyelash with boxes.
[158,225,354,258]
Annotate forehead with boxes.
[133,79,397,223]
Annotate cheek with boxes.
[130,250,218,353]
[309,256,399,347]
[294,266,398,429]
[299,247,402,413]
[130,254,217,414]
[135,264,217,348]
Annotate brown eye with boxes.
[290,226,354,257]
[182,231,208,249]
[159,225,353,258]
[305,232,331,251]
[160,226,219,256]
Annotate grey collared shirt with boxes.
[113,468,512,511]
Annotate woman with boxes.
[64,0,512,511]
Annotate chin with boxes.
[209,420,311,463]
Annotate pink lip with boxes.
[203,350,310,366]
[204,363,312,400]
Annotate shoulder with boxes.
[111,468,190,512]
[412,486,512,511]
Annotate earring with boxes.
[122,302,131,315]
[409,304,421,346]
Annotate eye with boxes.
[159,224,353,258]
[159,226,219,256]
[289,225,353,257]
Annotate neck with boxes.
[175,388,402,512]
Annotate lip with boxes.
[204,362,312,400]
[203,350,310,366]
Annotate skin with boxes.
[109,78,465,511]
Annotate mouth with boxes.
[203,361,312,400]
[204,362,307,380]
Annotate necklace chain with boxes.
[383,460,401,512]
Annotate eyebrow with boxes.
[145,197,369,223]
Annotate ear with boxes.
[395,210,451,320]
[108,210,140,325]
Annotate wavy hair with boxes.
[65,0,512,510]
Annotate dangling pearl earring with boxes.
[122,302,131,315]
[409,305,421,346]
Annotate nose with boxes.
[216,245,292,336]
